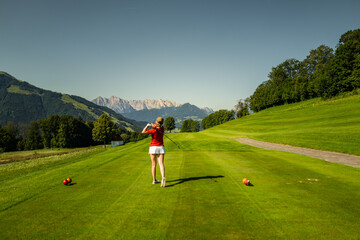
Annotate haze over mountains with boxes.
[93,96,214,127]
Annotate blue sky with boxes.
[1,0,359,110]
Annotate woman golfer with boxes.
[142,117,166,187]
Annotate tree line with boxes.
[249,29,360,112]
[0,114,147,153]
[201,110,234,130]
[163,116,201,133]
[163,110,235,133]
[1,111,237,153]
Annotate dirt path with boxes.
[236,138,360,168]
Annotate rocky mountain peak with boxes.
[93,97,183,113]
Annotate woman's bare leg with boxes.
[150,154,158,181]
[158,154,165,187]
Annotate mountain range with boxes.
[0,72,144,131]
[93,96,182,113]
[93,96,214,127]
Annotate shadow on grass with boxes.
[166,175,224,187]
[66,183,77,186]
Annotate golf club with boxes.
[163,134,181,149]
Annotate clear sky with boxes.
[1,0,359,110]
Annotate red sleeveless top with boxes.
[146,126,164,146]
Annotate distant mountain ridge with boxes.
[93,96,214,127]
[0,72,144,131]
[94,96,185,113]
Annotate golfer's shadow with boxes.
[166,175,224,187]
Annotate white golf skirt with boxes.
[149,146,166,154]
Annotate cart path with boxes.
[236,138,360,168]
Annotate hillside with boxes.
[0,72,143,131]
[207,93,360,156]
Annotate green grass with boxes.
[1,95,360,239]
[209,95,360,155]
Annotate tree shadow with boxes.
[166,175,224,187]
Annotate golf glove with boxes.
[146,123,152,128]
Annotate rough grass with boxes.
[0,147,100,164]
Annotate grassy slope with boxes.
[0,96,360,239]
[209,95,360,155]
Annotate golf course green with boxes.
[1,95,360,239]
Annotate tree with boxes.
[237,108,249,118]
[0,126,7,152]
[0,122,22,152]
[201,110,234,129]
[302,45,334,98]
[236,99,250,118]
[348,54,360,88]
[180,119,192,132]
[17,123,28,151]
[129,131,148,142]
[92,114,116,147]
[25,121,43,150]
[181,119,200,132]
[318,29,360,97]
[249,59,303,112]
[303,45,334,76]
[164,117,176,133]
[57,115,83,148]
[120,133,130,143]
[249,45,335,111]
[1,122,19,152]
[40,115,60,148]
[39,115,93,149]
[190,120,200,132]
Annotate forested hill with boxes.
[0,72,143,131]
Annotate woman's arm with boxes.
[142,123,153,134]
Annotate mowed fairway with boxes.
[1,96,360,239]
